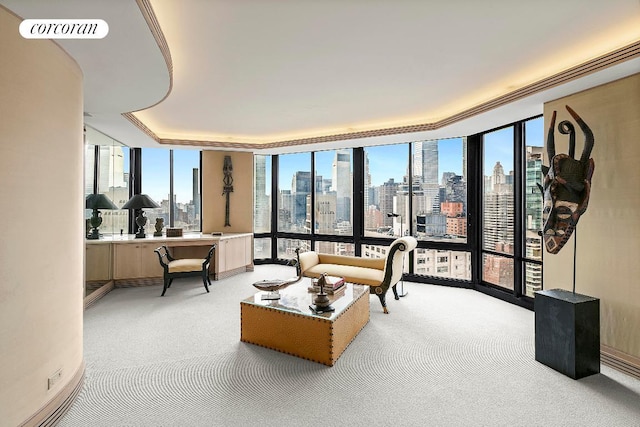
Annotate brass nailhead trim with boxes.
[239,287,369,366]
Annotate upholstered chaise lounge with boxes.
[296,236,418,313]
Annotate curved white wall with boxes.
[0,6,84,426]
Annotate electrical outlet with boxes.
[48,369,62,390]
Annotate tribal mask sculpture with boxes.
[222,155,234,227]
[541,105,595,254]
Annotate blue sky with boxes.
[135,148,200,204]
[277,140,465,189]
[277,117,543,188]
[277,132,543,188]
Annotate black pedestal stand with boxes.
[534,229,600,379]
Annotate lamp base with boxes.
[87,230,100,240]
[134,212,147,238]
[87,210,102,240]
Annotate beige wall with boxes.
[0,7,84,426]
[543,73,640,360]
[202,150,254,233]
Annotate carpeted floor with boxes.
[60,265,640,426]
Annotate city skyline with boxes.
[118,118,544,206]
[277,138,467,189]
[116,118,544,211]
[120,147,201,205]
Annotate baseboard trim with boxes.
[215,265,253,280]
[19,360,85,427]
[84,280,114,309]
[114,277,163,287]
[601,345,640,380]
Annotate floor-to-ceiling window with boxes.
[523,117,544,297]
[252,115,542,308]
[410,137,471,280]
[479,116,544,300]
[314,149,354,256]
[254,154,272,259]
[86,142,203,237]
[482,126,515,290]
[126,147,203,235]
[141,148,170,235]
[84,126,130,237]
[363,144,409,238]
[411,139,462,242]
[277,152,311,258]
[172,150,201,232]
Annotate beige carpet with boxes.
[59,265,640,426]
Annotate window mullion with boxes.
[514,123,524,298]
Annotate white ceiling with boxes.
[3,0,640,153]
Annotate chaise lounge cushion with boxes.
[300,254,385,287]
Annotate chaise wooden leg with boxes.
[392,284,399,300]
[377,293,389,314]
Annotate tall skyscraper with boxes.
[483,161,514,255]
[364,153,371,210]
[380,178,399,227]
[525,145,544,295]
[421,140,439,186]
[254,156,269,232]
[291,171,311,227]
[415,140,440,214]
[99,145,127,191]
[84,144,129,235]
[331,150,351,223]
[315,193,337,234]
[462,137,468,182]
[85,144,127,195]
[278,189,293,230]
[414,141,423,177]
[192,167,201,229]
[413,140,438,184]
[84,144,96,195]
[525,146,543,231]
[491,161,506,188]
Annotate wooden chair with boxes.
[154,244,216,296]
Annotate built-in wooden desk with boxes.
[86,233,253,287]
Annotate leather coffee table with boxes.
[240,280,369,366]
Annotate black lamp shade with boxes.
[86,193,118,210]
[122,194,160,210]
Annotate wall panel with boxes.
[202,151,254,233]
[543,73,640,360]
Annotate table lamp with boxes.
[86,193,119,239]
[122,194,160,238]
